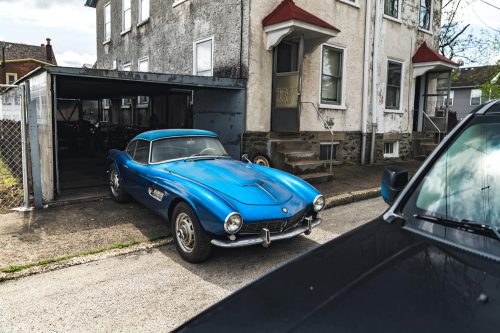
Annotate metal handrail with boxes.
[301,102,334,174]
[422,112,441,143]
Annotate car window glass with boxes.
[134,140,150,164]
[412,122,500,228]
[151,136,228,163]
[126,141,137,157]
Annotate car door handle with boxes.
[123,165,129,169]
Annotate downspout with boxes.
[361,0,372,165]
[370,0,382,164]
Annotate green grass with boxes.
[0,156,23,213]
[0,240,141,274]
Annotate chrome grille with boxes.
[239,220,286,234]
[285,209,307,230]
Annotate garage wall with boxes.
[193,89,245,159]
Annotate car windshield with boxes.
[150,136,228,163]
[413,121,500,231]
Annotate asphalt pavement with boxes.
[0,197,388,333]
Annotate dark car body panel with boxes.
[175,218,500,333]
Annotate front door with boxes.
[272,40,303,132]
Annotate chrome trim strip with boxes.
[476,100,498,115]
[211,218,322,248]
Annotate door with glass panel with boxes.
[272,40,303,132]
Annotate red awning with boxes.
[262,0,339,50]
[412,42,457,66]
[263,0,340,32]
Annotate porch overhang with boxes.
[262,0,340,51]
[264,20,339,51]
[412,42,458,78]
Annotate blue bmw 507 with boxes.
[108,129,325,262]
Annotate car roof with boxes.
[133,129,218,141]
[471,99,500,115]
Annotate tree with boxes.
[439,0,499,65]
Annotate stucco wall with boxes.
[95,0,249,78]
[246,0,442,136]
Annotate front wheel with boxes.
[172,202,212,263]
[109,164,130,203]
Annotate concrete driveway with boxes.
[0,198,388,333]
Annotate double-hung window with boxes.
[385,61,403,110]
[139,0,150,23]
[419,0,432,30]
[470,89,482,106]
[443,90,454,107]
[194,37,213,76]
[122,62,132,106]
[138,57,150,105]
[104,2,111,42]
[320,45,344,106]
[384,0,399,19]
[122,0,132,32]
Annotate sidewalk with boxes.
[0,159,421,273]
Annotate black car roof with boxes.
[471,99,500,115]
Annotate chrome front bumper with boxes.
[210,217,322,248]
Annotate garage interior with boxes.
[50,67,246,202]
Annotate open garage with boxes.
[15,66,246,205]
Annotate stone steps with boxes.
[279,150,319,162]
[285,160,325,175]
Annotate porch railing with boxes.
[422,112,442,143]
[301,102,334,174]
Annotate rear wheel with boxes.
[109,164,130,203]
[172,202,212,263]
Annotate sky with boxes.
[0,0,498,67]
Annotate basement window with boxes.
[320,142,339,161]
[384,141,400,158]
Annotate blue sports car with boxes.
[108,129,325,262]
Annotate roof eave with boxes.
[85,0,97,8]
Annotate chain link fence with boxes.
[0,86,26,213]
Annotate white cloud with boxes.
[56,50,96,68]
[0,0,95,34]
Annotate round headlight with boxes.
[313,195,325,212]
[224,213,243,234]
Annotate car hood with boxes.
[164,159,292,205]
[175,219,500,333]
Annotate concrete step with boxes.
[299,172,334,184]
[279,150,319,162]
[421,142,438,153]
[286,160,325,175]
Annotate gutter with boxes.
[361,0,372,165]
[370,0,382,164]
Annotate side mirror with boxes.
[241,154,252,163]
[381,166,408,205]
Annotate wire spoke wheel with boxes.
[110,169,120,197]
[176,212,196,253]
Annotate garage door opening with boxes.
[46,67,245,203]
[56,91,193,200]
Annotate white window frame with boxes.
[383,141,400,158]
[385,59,405,113]
[470,89,482,106]
[337,0,360,8]
[103,2,111,43]
[443,90,454,107]
[6,73,17,85]
[383,0,402,23]
[319,43,347,110]
[138,0,150,24]
[138,56,150,106]
[173,0,189,8]
[193,36,214,77]
[122,62,132,107]
[418,0,433,33]
[121,0,132,34]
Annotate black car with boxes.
[175,99,500,333]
